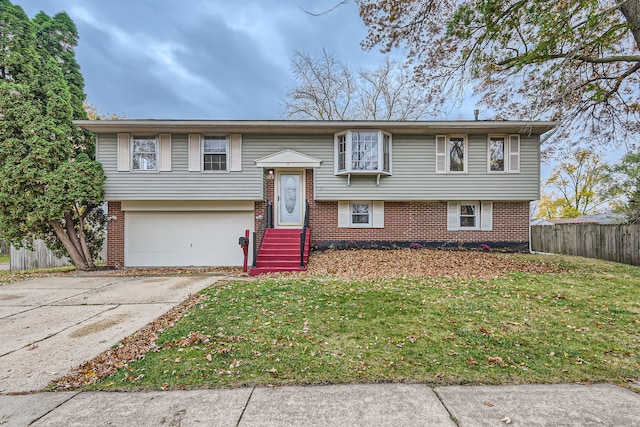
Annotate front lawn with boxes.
[56,252,640,390]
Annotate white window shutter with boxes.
[481,201,493,231]
[229,134,242,171]
[338,201,350,228]
[117,133,130,171]
[158,133,171,171]
[436,135,447,173]
[447,202,459,231]
[372,201,384,228]
[188,134,201,172]
[508,135,520,173]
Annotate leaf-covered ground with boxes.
[0,266,242,287]
[303,249,564,279]
[0,267,76,286]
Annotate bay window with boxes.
[335,130,392,175]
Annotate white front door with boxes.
[276,171,304,227]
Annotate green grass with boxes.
[92,255,639,390]
[0,254,9,264]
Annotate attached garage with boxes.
[122,201,254,267]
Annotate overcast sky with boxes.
[17,0,476,120]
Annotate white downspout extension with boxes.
[529,202,554,256]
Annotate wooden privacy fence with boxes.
[531,224,640,266]
[10,239,107,271]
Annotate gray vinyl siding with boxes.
[97,132,541,201]
[97,134,263,200]
[314,133,540,201]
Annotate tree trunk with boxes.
[50,219,89,270]
[63,212,95,270]
[75,207,96,269]
[620,0,640,50]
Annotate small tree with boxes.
[538,149,610,219]
[283,50,435,120]
[0,1,105,270]
[606,150,640,224]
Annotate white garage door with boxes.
[125,211,253,267]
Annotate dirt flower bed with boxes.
[304,248,564,279]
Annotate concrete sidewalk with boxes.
[1,382,638,426]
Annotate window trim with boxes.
[447,201,493,231]
[487,135,507,173]
[131,135,158,172]
[202,135,229,172]
[334,130,392,176]
[338,201,384,228]
[436,134,468,174]
[458,201,479,230]
[350,201,372,227]
[487,134,521,174]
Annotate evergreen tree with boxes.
[0,0,105,270]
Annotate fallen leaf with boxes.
[487,356,505,366]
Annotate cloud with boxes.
[15,0,394,118]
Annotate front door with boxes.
[276,171,304,227]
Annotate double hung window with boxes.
[351,202,371,226]
[436,135,467,173]
[488,135,520,173]
[338,201,384,228]
[489,136,506,171]
[132,137,157,171]
[447,201,493,231]
[459,203,478,228]
[203,136,228,171]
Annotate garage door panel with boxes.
[125,211,253,267]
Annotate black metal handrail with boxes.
[303,199,309,229]
[300,200,310,268]
[252,200,273,268]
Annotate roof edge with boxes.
[75,119,557,135]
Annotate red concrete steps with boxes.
[249,228,311,275]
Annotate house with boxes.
[530,218,553,226]
[572,211,625,224]
[76,120,555,273]
[548,218,599,225]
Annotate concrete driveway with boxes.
[0,272,225,394]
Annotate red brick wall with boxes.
[253,171,275,248]
[106,202,125,267]
[309,169,528,245]
[309,200,529,243]
[253,168,530,247]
